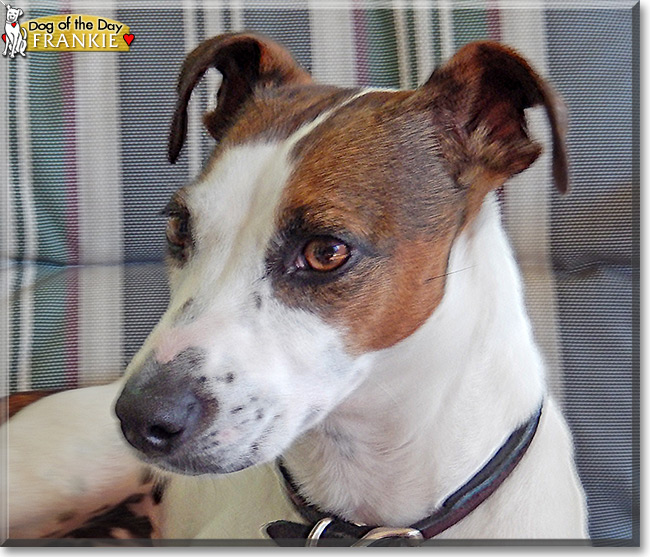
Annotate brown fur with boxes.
[269,91,466,354]
[169,34,568,354]
[413,41,568,196]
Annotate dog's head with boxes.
[115,33,567,475]
[6,6,23,23]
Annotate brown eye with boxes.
[165,212,191,262]
[301,237,350,272]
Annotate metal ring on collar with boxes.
[305,517,335,547]
[351,526,424,547]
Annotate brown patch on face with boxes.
[267,91,467,354]
[172,38,566,356]
[198,85,360,181]
[223,85,359,147]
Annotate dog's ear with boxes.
[169,32,312,164]
[419,41,568,195]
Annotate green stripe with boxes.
[28,4,68,390]
[31,267,67,389]
[430,8,443,68]
[405,7,418,88]
[452,6,489,49]
[365,8,400,88]
[29,53,67,262]
[10,267,22,392]
[9,61,25,260]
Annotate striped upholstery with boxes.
[2,0,638,544]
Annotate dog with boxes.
[5,33,588,544]
[2,4,26,58]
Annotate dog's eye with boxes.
[297,237,350,272]
[165,210,192,263]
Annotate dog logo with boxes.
[2,1,27,58]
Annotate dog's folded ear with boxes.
[419,41,568,194]
[169,33,312,164]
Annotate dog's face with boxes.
[115,34,567,475]
[6,7,23,23]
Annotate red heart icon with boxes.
[123,34,134,46]
[12,22,16,27]
[1,33,5,42]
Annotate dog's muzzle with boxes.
[114,349,215,457]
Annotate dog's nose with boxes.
[115,351,212,456]
[115,386,201,455]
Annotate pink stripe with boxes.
[61,2,79,388]
[486,0,502,42]
[352,2,369,87]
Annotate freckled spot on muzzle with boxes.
[172,346,205,371]
[216,371,236,384]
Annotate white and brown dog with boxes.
[5,33,588,544]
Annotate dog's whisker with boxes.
[424,265,475,284]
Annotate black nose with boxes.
[115,353,210,456]
[116,388,201,455]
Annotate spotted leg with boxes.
[4,381,163,539]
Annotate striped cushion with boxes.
[3,0,637,544]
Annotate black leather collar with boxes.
[265,403,543,546]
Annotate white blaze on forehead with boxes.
[191,143,288,252]
[189,87,380,235]
[154,143,287,364]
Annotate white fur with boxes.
[121,92,384,476]
[158,194,588,539]
[283,194,587,536]
[6,382,148,538]
[4,106,588,540]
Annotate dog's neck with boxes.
[283,194,546,527]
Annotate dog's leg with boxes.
[18,29,26,56]
[4,381,159,539]
[17,36,25,56]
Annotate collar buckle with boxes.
[305,519,424,547]
[305,517,335,547]
[351,526,425,547]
